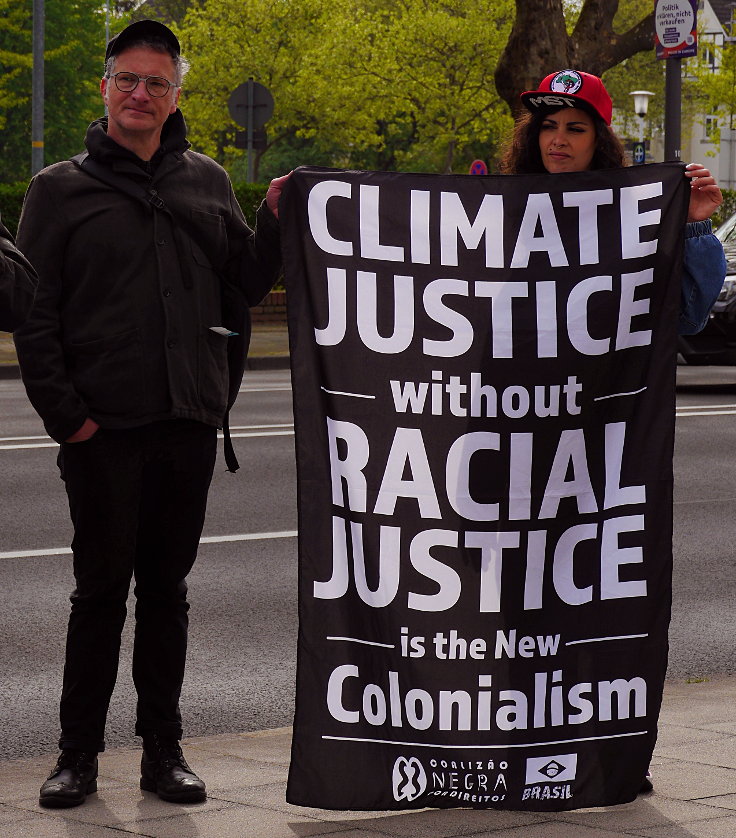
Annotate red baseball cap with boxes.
[520,70,613,125]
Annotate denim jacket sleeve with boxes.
[679,219,727,335]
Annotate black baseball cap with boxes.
[105,20,180,63]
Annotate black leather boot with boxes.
[140,734,206,803]
[39,749,98,808]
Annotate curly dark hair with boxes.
[498,109,627,174]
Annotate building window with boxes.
[703,43,717,71]
[705,115,719,141]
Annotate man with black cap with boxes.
[0,216,36,331]
[14,20,283,808]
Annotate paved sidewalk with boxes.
[0,678,734,838]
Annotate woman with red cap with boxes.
[500,69,726,337]
[502,70,726,796]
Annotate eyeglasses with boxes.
[108,72,177,98]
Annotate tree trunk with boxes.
[443,138,457,174]
[494,0,655,118]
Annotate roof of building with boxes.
[709,0,735,29]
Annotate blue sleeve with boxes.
[679,219,727,335]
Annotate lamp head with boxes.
[630,90,655,118]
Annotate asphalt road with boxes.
[0,369,298,761]
[1,365,735,762]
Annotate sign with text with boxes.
[655,0,698,60]
[282,164,688,811]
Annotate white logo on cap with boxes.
[528,94,577,109]
[550,70,583,95]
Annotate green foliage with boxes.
[231,181,283,288]
[231,182,268,227]
[712,189,736,230]
[0,182,28,236]
[0,0,689,184]
[688,38,736,146]
[131,0,191,24]
[255,135,338,184]
[602,0,666,140]
[562,0,582,33]
[313,0,515,173]
[601,0,709,147]
[176,0,514,178]
[175,0,327,180]
[0,0,114,182]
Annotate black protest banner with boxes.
[282,164,688,811]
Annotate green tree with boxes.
[175,0,327,180]
[129,0,192,25]
[688,36,736,143]
[495,0,654,116]
[302,0,514,173]
[602,0,705,153]
[0,0,113,182]
[176,0,514,177]
[601,0,666,140]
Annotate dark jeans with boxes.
[56,420,217,753]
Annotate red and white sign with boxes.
[655,0,697,60]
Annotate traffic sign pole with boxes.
[664,58,682,161]
[247,78,255,183]
[227,80,274,182]
[654,0,696,162]
[32,0,44,175]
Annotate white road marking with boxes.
[229,424,293,430]
[0,424,295,450]
[676,407,736,416]
[0,530,298,560]
[227,431,294,438]
[2,404,734,451]
[0,442,58,450]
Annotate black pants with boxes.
[56,420,217,753]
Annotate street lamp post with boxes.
[630,90,655,164]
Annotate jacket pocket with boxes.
[68,328,145,416]
[190,209,227,271]
[198,328,228,414]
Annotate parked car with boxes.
[677,211,736,364]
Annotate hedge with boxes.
[0,180,269,237]
[0,183,27,236]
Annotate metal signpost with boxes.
[654,0,698,161]
[227,79,274,182]
[31,0,44,175]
